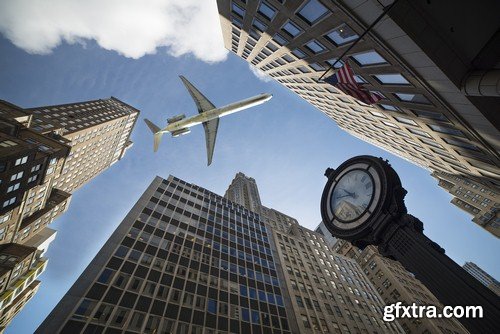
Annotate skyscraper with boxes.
[314,221,338,248]
[272,221,401,333]
[37,175,292,334]
[38,174,403,333]
[463,262,500,296]
[216,0,500,234]
[0,97,138,330]
[28,97,138,193]
[332,240,467,334]
[0,229,55,332]
[224,172,263,214]
[433,171,499,237]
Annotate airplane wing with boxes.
[203,118,219,166]
[179,75,216,113]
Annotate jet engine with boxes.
[171,128,191,137]
[167,114,186,124]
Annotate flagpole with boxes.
[317,0,401,82]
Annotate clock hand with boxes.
[343,190,355,197]
[336,194,351,199]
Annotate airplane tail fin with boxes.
[144,119,162,152]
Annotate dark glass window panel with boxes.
[305,40,325,54]
[443,137,480,151]
[428,124,464,137]
[274,34,288,46]
[232,3,245,18]
[297,0,329,24]
[258,2,277,20]
[412,109,450,122]
[395,93,431,104]
[253,19,268,32]
[282,20,302,37]
[325,23,358,45]
[374,74,409,85]
[208,299,217,314]
[291,49,306,59]
[352,50,387,66]
[232,17,243,29]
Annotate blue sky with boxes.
[0,3,498,333]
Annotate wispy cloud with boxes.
[0,0,228,63]
[248,64,272,82]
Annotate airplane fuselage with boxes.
[161,93,272,133]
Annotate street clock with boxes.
[320,155,406,248]
[320,156,500,334]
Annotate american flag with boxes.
[324,63,383,105]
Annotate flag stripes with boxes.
[324,63,383,105]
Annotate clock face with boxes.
[330,169,374,223]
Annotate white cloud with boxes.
[0,0,228,63]
[248,64,272,82]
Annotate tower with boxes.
[216,0,500,235]
[0,97,138,331]
[225,172,263,214]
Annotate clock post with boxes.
[321,156,500,334]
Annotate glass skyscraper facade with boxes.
[37,175,292,334]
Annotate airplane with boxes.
[144,75,272,166]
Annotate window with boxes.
[258,2,277,20]
[326,58,344,69]
[382,121,398,129]
[291,49,306,59]
[252,18,267,32]
[444,138,479,151]
[282,54,295,62]
[305,40,325,54]
[354,75,367,83]
[129,312,145,331]
[297,66,311,73]
[273,33,288,46]
[412,109,450,122]
[28,175,37,183]
[3,197,16,208]
[207,299,217,314]
[395,93,431,104]
[282,20,302,37]
[379,104,399,112]
[232,16,243,28]
[266,41,278,52]
[297,0,329,25]
[15,156,28,166]
[7,183,20,193]
[395,116,417,126]
[310,63,325,71]
[97,268,114,284]
[352,50,387,66]
[420,138,444,149]
[231,3,245,17]
[10,172,24,181]
[302,314,311,328]
[369,110,386,118]
[408,128,431,138]
[325,23,358,45]
[0,214,10,224]
[0,140,17,148]
[74,299,95,319]
[428,124,464,137]
[374,74,409,85]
